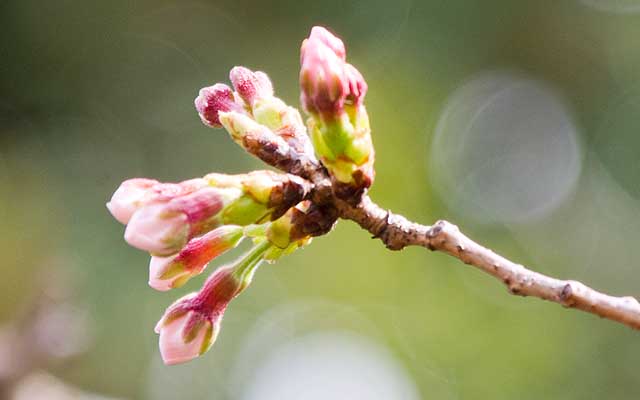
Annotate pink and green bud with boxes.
[109,171,309,256]
[195,83,245,128]
[107,178,211,225]
[124,187,241,256]
[300,26,375,201]
[106,178,160,224]
[200,67,314,159]
[206,170,311,221]
[148,225,245,291]
[229,66,274,106]
[300,26,367,118]
[154,293,217,366]
[155,242,269,365]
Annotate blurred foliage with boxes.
[2,0,640,399]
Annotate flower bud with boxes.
[148,225,244,291]
[300,26,374,202]
[124,187,241,256]
[206,170,311,221]
[300,26,367,118]
[155,242,269,365]
[229,66,274,106]
[225,66,315,159]
[110,172,308,256]
[154,293,217,366]
[106,178,159,224]
[195,83,244,128]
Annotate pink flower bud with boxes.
[154,294,218,365]
[148,225,244,291]
[124,187,233,256]
[195,83,244,128]
[107,178,209,225]
[154,264,244,365]
[299,26,367,118]
[106,178,159,224]
[229,66,274,106]
[124,203,190,256]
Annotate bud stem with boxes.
[232,240,272,285]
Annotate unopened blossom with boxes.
[206,170,311,221]
[299,26,367,118]
[299,26,375,202]
[195,83,245,128]
[107,178,209,225]
[198,67,315,159]
[109,171,310,256]
[229,66,273,106]
[106,178,160,224]
[155,243,268,365]
[149,225,244,291]
[124,187,241,256]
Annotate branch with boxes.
[235,120,640,331]
[336,195,640,330]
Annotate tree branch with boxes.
[336,195,640,330]
[243,131,640,331]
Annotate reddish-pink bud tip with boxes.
[229,66,273,106]
[195,83,242,128]
[299,26,367,118]
[155,265,243,365]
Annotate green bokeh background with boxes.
[2,0,640,398]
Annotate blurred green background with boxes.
[2,0,640,399]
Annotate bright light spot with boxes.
[238,330,420,400]
[430,71,582,225]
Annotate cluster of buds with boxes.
[300,26,375,201]
[195,66,315,164]
[108,26,374,365]
[154,241,269,365]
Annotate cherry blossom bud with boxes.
[110,172,308,256]
[206,170,311,221]
[155,242,269,365]
[195,83,244,128]
[229,66,274,106]
[148,225,244,291]
[154,293,215,366]
[299,26,367,118]
[300,26,374,203]
[106,178,159,224]
[218,111,279,144]
[124,187,241,256]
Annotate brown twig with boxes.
[244,131,640,330]
[336,195,640,330]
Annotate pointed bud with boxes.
[107,178,210,225]
[106,178,159,224]
[154,293,219,366]
[148,225,244,291]
[229,66,274,106]
[124,187,241,256]
[300,26,374,202]
[195,83,244,128]
[300,26,367,118]
[155,242,269,365]
[229,66,315,159]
